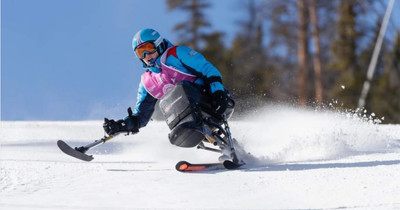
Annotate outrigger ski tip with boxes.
[57,135,116,162]
[57,140,94,162]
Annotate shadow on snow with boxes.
[244,159,400,172]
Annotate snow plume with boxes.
[4,104,398,167]
[85,103,400,166]
[231,104,400,165]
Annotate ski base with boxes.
[57,140,94,161]
[176,160,245,172]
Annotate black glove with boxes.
[211,90,228,116]
[103,118,128,135]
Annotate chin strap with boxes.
[158,39,169,55]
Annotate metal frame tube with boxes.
[358,0,396,108]
[83,135,115,151]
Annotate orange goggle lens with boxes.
[135,42,157,59]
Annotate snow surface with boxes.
[1,106,400,210]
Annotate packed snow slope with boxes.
[1,105,400,210]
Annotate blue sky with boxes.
[1,0,400,121]
[1,0,239,121]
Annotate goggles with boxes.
[135,42,157,59]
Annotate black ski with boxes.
[57,140,94,161]
[223,160,245,169]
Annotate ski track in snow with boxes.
[1,106,400,209]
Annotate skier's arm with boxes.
[175,46,224,94]
[175,46,232,115]
[124,82,157,130]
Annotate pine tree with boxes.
[297,0,309,106]
[262,0,299,102]
[308,0,323,104]
[370,32,400,123]
[261,0,336,105]
[223,0,276,112]
[166,0,211,51]
[200,32,226,67]
[329,0,363,108]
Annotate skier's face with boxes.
[142,51,159,65]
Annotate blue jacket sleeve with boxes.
[124,82,157,129]
[175,46,224,93]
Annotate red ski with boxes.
[176,161,225,172]
[175,160,245,172]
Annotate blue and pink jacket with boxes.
[126,39,224,129]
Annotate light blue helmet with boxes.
[132,28,164,58]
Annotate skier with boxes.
[102,28,231,136]
[57,28,244,169]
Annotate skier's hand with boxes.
[211,90,228,116]
[103,118,128,135]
